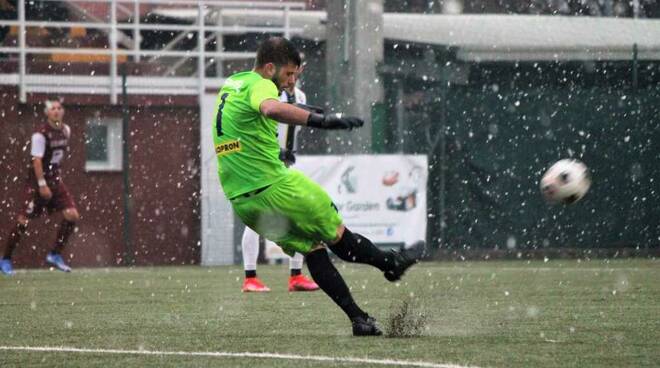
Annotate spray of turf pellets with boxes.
[385,294,428,338]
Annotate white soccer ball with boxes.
[540,159,591,204]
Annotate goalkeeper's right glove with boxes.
[307,112,364,130]
[293,103,325,114]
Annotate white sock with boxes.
[289,252,304,271]
[241,226,260,271]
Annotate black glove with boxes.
[279,148,296,166]
[307,112,364,130]
[294,103,325,114]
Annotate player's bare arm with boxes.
[260,99,309,125]
[32,157,52,200]
[260,99,365,130]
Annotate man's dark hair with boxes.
[44,97,64,112]
[255,37,301,68]
[45,96,63,104]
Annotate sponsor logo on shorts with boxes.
[215,140,241,156]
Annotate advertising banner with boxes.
[296,154,428,246]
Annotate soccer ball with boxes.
[540,159,591,204]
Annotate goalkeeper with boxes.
[213,36,425,336]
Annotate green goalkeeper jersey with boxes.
[213,71,287,199]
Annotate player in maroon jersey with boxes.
[0,98,80,275]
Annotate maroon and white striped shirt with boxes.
[28,122,71,184]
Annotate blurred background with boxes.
[0,0,658,269]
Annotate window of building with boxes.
[85,118,122,172]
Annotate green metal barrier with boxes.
[431,87,660,250]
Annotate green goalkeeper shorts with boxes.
[230,169,343,256]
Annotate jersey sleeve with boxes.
[249,79,279,113]
[31,132,46,158]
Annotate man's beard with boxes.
[271,75,281,91]
[271,65,283,92]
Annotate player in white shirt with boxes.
[240,68,320,292]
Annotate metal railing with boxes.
[0,0,305,103]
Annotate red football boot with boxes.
[242,277,271,292]
[288,274,320,292]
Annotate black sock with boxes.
[52,220,76,254]
[327,228,395,272]
[3,223,27,259]
[245,270,257,278]
[306,248,367,321]
[290,268,302,276]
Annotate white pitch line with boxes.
[0,345,481,368]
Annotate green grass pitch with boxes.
[1,258,658,367]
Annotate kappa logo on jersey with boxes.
[224,78,244,92]
[215,140,242,156]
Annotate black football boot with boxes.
[384,241,426,282]
[352,315,383,336]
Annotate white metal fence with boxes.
[0,0,304,103]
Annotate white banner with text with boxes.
[295,154,428,246]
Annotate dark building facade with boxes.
[0,90,201,268]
